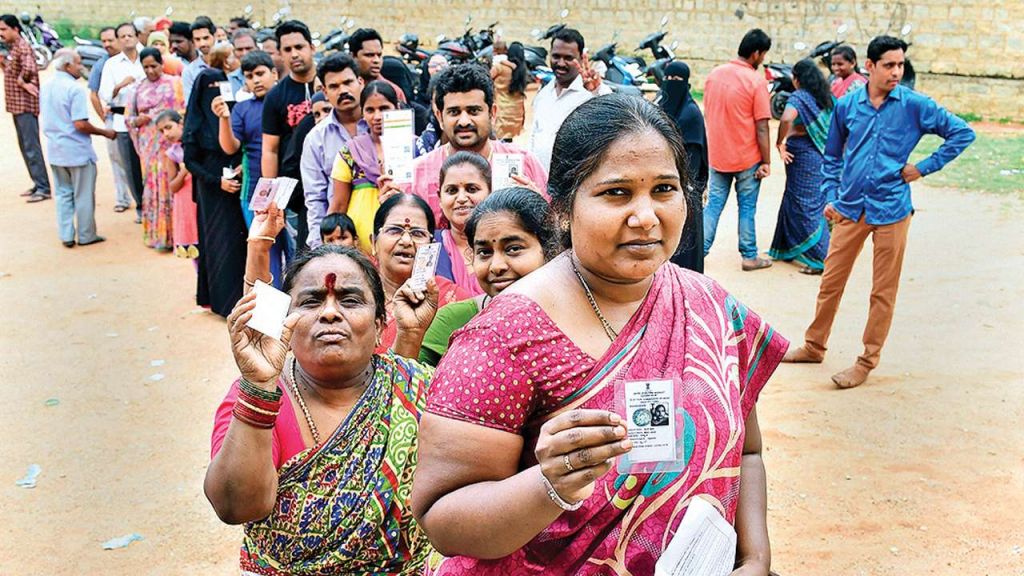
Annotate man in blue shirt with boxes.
[42,49,116,246]
[783,35,975,389]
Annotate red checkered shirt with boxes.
[3,37,40,115]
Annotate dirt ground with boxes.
[1,74,1022,576]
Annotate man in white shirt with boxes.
[98,21,144,221]
[181,16,215,106]
[528,28,612,172]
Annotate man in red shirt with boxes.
[1,14,51,202]
[702,29,773,271]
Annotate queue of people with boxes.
[3,14,976,574]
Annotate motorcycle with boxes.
[5,12,61,69]
[434,15,496,64]
[318,15,357,57]
[765,61,794,120]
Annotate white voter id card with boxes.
[218,80,236,102]
[245,280,291,341]
[615,378,688,473]
[408,242,441,292]
[491,153,525,190]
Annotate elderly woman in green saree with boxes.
[205,205,441,575]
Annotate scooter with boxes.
[318,15,357,57]
[637,15,678,86]
[765,62,794,120]
[591,37,644,96]
[75,36,106,80]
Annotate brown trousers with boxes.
[804,213,912,370]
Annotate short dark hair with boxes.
[275,20,311,44]
[115,22,138,36]
[190,16,215,37]
[832,45,858,65]
[154,109,182,125]
[282,244,386,322]
[98,26,116,37]
[229,17,251,28]
[549,94,696,252]
[320,212,358,240]
[232,28,258,46]
[440,151,491,188]
[360,80,400,109]
[316,52,359,83]
[1,14,23,32]
[867,35,908,63]
[552,28,585,53]
[259,34,278,48]
[240,50,275,73]
[348,28,383,55]
[432,63,494,111]
[373,193,437,237]
[168,21,191,39]
[738,28,772,58]
[465,187,558,261]
[140,47,163,65]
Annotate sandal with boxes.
[741,257,773,271]
[799,266,823,275]
[114,205,129,213]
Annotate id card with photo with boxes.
[491,153,524,191]
[248,178,276,211]
[381,109,415,184]
[218,80,236,102]
[623,379,676,463]
[409,242,441,292]
[272,177,299,209]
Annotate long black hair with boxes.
[507,42,529,96]
[282,244,386,321]
[793,58,833,110]
[548,94,695,251]
[465,187,559,261]
[360,79,400,110]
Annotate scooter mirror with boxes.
[837,24,848,35]
[281,6,291,16]
[313,39,321,47]
[531,28,541,39]
[346,19,356,29]
[436,33,446,43]
[560,9,570,19]
[312,32,321,40]
[497,28,504,37]
[244,5,253,15]
[660,15,669,27]
[901,23,913,36]
[670,40,679,50]
[465,15,472,26]
[794,41,807,50]
[252,21,261,28]
[164,6,173,16]
[129,10,136,18]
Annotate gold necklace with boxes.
[289,357,321,446]
[570,252,619,342]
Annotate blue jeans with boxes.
[703,163,762,259]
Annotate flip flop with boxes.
[26,194,51,203]
[799,266,823,275]
[742,257,773,271]
[114,205,129,213]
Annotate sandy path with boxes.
[1,77,1022,575]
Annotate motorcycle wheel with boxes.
[770,90,790,120]
[33,45,51,69]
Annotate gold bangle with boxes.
[243,275,274,288]
[247,235,276,243]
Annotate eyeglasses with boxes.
[379,224,431,243]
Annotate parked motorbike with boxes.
[765,61,794,119]
[4,12,61,69]
[318,15,356,56]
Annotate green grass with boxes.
[52,19,100,42]
[910,132,1024,195]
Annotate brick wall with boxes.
[6,0,1022,120]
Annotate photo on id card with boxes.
[615,378,687,474]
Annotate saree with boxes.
[769,89,834,271]
[426,262,788,575]
[240,352,435,575]
[436,229,484,296]
[333,135,383,253]
[129,74,183,250]
[831,72,867,99]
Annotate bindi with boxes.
[324,273,337,293]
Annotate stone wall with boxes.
[6,0,1022,120]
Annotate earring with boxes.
[560,220,570,233]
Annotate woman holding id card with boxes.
[413,95,788,576]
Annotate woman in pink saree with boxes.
[412,94,788,575]
[829,45,868,99]
[127,47,183,250]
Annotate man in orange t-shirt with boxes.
[702,29,773,271]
